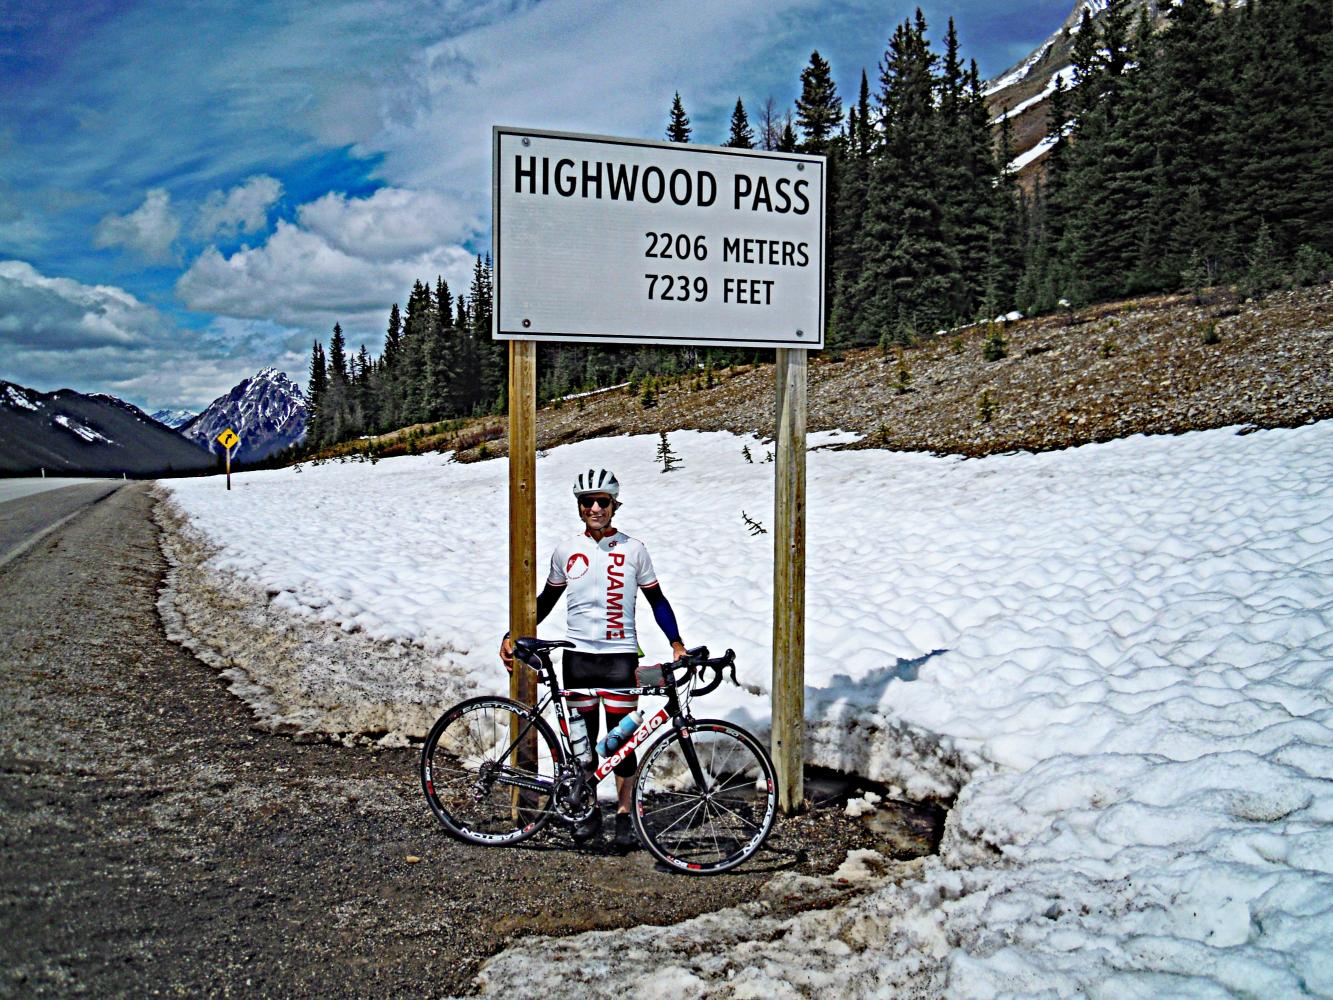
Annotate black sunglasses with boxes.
[578,495,614,510]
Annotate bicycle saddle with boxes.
[513,637,575,656]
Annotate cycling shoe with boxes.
[613,812,638,850]
[571,806,603,844]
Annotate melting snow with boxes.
[161,422,1333,995]
[984,41,1054,96]
[1009,133,1059,173]
[991,66,1076,123]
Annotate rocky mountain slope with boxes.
[985,0,1162,178]
[0,382,215,477]
[181,368,306,464]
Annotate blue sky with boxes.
[0,0,1070,411]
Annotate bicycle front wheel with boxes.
[632,720,778,874]
[421,696,562,846]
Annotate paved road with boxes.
[0,478,120,505]
[0,481,123,571]
[0,483,919,997]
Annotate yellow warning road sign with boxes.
[217,428,239,450]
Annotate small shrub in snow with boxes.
[742,445,753,464]
[742,511,767,535]
[655,431,682,473]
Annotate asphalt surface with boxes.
[0,482,938,998]
[0,481,123,571]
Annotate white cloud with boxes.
[364,0,830,193]
[176,211,475,334]
[0,259,302,410]
[195,175,283,239]
[93,188,181,262]
[297,187,478,259]
[0,260,162,350]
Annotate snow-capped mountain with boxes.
[985,0,1164,177]
[0,380,214,476]
[181,368,307,464]
[150,408,196,429]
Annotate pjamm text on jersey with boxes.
[512,156,812,215]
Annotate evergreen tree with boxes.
[379,302,403,430]
[470,255,503,413]
[725,98,755,148]
[855,69,873,156]
[1156,0,1230,275]
[327,322,349,384]
[306,340,328,445]
[323,322,352,443]
[1228,0,1333,260]
[758,97,784,151]
[666,91,692,142]
[400,279,435,423]
[851,11,960,345]
[795,50,841,153]
[422,276,456,420]
[777,118,798,152]
[1059,0,1139,300]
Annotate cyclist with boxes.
[500,467,687,849]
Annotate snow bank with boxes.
[159,422,1333,994]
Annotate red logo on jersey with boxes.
[565,552,590,580]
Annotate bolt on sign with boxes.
[493,127,825,350]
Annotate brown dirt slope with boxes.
[319,283,1331,463]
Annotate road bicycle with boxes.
[420,637,777,875]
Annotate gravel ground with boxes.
[0,484,939,998]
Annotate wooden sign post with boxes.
[508,340,538,703]
[508,341,540,799]
[772,349,808,814]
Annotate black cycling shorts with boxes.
[562,650,637,689]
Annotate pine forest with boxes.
[304,0,1331,450]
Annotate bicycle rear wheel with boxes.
[421,696,562,846]
[632,720,777,874]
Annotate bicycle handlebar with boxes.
[675,646,736,697]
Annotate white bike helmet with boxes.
[572,468,620,499]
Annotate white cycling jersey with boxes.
[547,529,658,654]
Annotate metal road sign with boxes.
[493,126,825,350]
[216,428,239,450]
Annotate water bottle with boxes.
[596,711,642,757]
[567,712,593,767]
